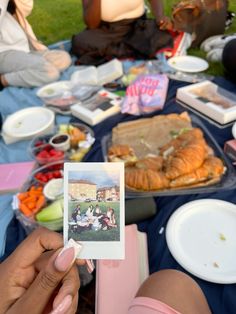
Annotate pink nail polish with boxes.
[86,259,95,273]
[51,295,73,314]
[54,247,75,272]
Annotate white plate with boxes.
[166,199,236,283]
[167,56,209,73]
[3,107,55,138]
[232,122,236,139]
[37,81,71,99]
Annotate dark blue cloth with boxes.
[1,75,236,313]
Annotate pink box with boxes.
[224,139,236,161]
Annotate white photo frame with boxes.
[63,162,125,259]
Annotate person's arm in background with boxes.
[82,0,101,29]
[0,0,9,27]
[148,0,173,30]
[14,0,33,17]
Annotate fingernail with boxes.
[85,259,95,273]
[54,247,76,272]
[50,295,73,314]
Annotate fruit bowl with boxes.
[29,123,95,164]
[15,161,64,233]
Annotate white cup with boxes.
[49,133,70,151]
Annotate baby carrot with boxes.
[34,195,45,213]
[19,203,32,217]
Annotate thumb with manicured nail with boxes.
[8,246,78,314]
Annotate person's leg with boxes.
[71,20,136,65]
[40,50,72,72]
[133,269,211,314]
[0,50,60,87]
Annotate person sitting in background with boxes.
[0,0,71,89]
[95,204,102,216]
[71,0,174,65]
[222,38,236,82]
[171,0,230,47]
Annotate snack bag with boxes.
[121,74,169,115]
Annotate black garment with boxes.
[222,39,236,82]
[7,0,16,14]
[71,16,173,66]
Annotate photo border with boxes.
[63,162,125,259]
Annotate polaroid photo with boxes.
[63,162,125,259]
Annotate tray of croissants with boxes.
[101,112,236,197]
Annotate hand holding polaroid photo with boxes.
[63,162,124,259]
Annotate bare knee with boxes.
[40,63,60,84]
[136,270,211,314]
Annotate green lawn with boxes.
[29,0,236,76]
[68,201,120,241]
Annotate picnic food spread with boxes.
[15,122,95,231]
[107,112,225,191]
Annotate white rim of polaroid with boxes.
[63,162,125,260]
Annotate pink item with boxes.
[128,297,181,314]
[122,74,169,115]
[0,161,36,194]
[95,224,149,314]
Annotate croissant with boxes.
[163,129,208,179]
[125,168,169,191]
[135,156,164,171]
[170,156,224,187]
[159,128,204,157]
[108,144,137,164]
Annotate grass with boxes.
[29,0,236,76]
[68,201,120,241]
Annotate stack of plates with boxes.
[2,107,55,144]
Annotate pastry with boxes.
[170,156,225,187]
[108,144,137,164]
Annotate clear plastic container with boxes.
[101,114,236,198]
[15,161,64,234]
[28,122,95,165]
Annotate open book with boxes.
[71,59,123,86]
[95,224,149,314]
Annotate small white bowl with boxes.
[49,133,70,151]
[43,178,63,201]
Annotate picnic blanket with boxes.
[0,58,236,313]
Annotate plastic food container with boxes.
[101,114,236,198]
[29,123,95,164]
[15,161,64,233]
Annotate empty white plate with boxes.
[3,107,55,139]
[166,199,236,283]
[167,56,209,73]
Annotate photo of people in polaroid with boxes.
[63,162,124,259]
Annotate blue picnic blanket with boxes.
[0,57,236,314]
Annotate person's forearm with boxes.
[82,0,101,29]
[0,0,9,27]
[149,0,165,23]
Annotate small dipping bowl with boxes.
[49,133,70,151]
